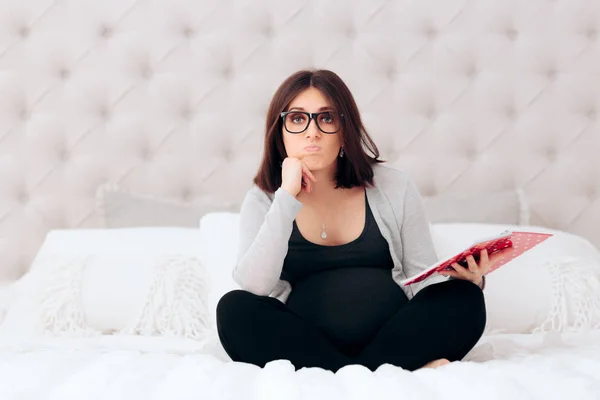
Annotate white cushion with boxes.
[0,228,211,340]
[423,189,529,225]
[431,223,600,334]
[95,184,237,228]
[198,212,242,326]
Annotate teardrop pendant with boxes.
[321,224,327,240]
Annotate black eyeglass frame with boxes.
[280,111,344,134]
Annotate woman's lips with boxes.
[304,145,321,152]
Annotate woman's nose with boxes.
[304,116,320,138]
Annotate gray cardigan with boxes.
[232,163,449,303]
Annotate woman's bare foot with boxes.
[420,358,450,369]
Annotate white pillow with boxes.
[0,281,17,326]
[95,183,238,228]
[0,228,211,341]
[431,223,600,334]
[198,212,242,326]
[423,189,529,225]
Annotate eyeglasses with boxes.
[280,110,344,134]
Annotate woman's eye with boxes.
[289,114,306,124]
[319,114,333,124]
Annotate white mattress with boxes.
[0,330,599,400]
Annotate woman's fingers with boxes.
[466,254,479,274]
[438,262,472,281]
[439,252,492,285]
[301,162,317,183]
[480,249,489,264]
[438,268,462,279]
[299,162,316,193]
[451,262,476,280]
[480,249,490,275]
[439,260,480,283]
[301,173,311,193]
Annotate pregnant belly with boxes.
[286,267,409,350]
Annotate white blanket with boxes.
[0,330,599,400]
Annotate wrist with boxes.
[478,275,486,290]
[281,185,298,198]
[274,187,304,218]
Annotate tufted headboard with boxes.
[0,0,599,281]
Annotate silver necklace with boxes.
[319,209,329,240]
[307,194,333,240]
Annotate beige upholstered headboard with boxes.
[1,0,599,281]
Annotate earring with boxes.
[340,147,344,158]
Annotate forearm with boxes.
[233,188,302,295]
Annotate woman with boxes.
[216,69,504,372]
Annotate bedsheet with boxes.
[0,330,598,400]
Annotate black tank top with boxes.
[280,190,408,356]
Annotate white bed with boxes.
[0,217,598,399]
[0,331,599,400]
[1,0,600,398]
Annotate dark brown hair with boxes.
[254,69,383,193]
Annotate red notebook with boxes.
[400,230,554,286]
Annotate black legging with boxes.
[216,279,486,372]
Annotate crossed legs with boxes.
[216,279,486,372]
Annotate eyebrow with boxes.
[288,106,333,112]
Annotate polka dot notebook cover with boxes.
[401,230,554,286]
